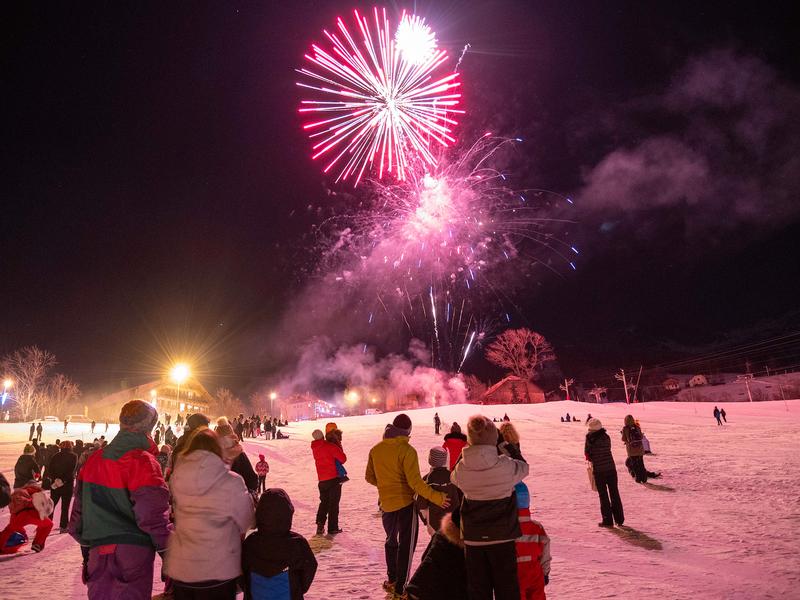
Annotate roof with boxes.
[484,375,544,397]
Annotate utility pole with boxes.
[615,369,631,404]
[736,374,754,402]
[559,378,575,401]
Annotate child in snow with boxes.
[0,483,54,553]
[242,488,318,600]
[405,508,468,600]
[156,444,171,476]
[514,482,551,600]
[415,447,462,535]
[255,454,270,494]
[325,422,348,482]
[621,415,660,483]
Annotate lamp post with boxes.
[170,363,191,412]
[1,379,12,408]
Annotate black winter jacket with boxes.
[242,488,318,600]
[416,467,462,532]
[232,452,259,492]
[0,472,10,507]
[47,449,78,488]
[13,454,39,488]
[585,429,616,473]
[406,514,468,600]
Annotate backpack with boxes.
[627,426,643,448]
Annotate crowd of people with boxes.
[0,400,686,600]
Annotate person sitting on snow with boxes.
[0,482,54,553]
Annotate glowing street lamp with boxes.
[1,379,12,407]
[170,363,191,412]
[269,391,277,417]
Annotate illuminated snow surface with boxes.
[1,400,798,599]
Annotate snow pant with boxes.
[625,456,649,483]
[316,478,342,531]
[715,416,722,425]
[258,476,266,494]
[86,543,155,600]
[173,578,238,599]
[0,509,53,553]
[594,469,624,526]
[382,503,419,595]
[465,542,520,600]
[50,484,74,529]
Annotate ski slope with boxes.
[1,400,798,599]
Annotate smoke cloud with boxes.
[576,50,800,238]
[276,337,467,407]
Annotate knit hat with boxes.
[312,429,324,441]
[186,413,211,431]
[428,447,448,468]
[450,422,461,434]
[60,440,74,450]
[514,481,531,510]
[587,418,603,432]
[467,415,497,446]
[24,444,34,455]
[393,413,412,431]
[259,454,265,460]
[119,400,158,434]
[325,422,338,434]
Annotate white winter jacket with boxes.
[451,444,529,500]
[165,450,255,583]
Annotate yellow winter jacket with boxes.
[365,436,447,513]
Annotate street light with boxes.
[1,379,12,407]
[170,363,191,412]
[269,391,277,418]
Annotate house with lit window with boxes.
[93,377,212,421]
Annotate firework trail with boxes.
[297,8,462,186]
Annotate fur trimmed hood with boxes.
[439,513,464,548]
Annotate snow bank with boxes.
[1,400,798,599]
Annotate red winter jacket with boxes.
[442,433,468,471]
[311,439,346,482]
[516,508,551,600]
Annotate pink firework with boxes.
[297,8,463,186]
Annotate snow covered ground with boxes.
[1,400,798,599]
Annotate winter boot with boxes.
[31,543,44,552]
[316,524,325,536]
[382,581,396,593]
[598,521,613,528]
[329,528,343,535]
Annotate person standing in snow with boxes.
[720,407,727,423]
[242,488,318,600]
[215,418,259,494]
[442,422,468,471]
[585,418,624,527]
[311,428,346,535]
[13,444,40,488]
[90,420,96,434]
[451,415,528,600]
[47,440,78,533]
[325,422,349,482]
[63,417,69,434]
[68,399,171,600]
[713,406,723,426]
[434,413,441,435]
[255,454,270,495]
[29,422,36,441]
[156,445,171,476]
[165,428,254,599]
[405,508,468,600]
[366,414,449,598]
[621,415,660,483]
[36,422,43,441]
[514,482,551,600]
[415,447,461,536]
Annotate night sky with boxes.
[3,1,799,397]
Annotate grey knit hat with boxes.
[428,447,448,468]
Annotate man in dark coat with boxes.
[585,418,624,527]
[29,422,36,441]
[14,444,40,488]
[36,422,43,441]
[433,413,441,435]
[242,488,318,600]
[47,440,78,531]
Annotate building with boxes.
[94,377,212,421]
[283,393,342,421]
[662,378,681,392]
[482,376,546,404]
[688,374,709,388]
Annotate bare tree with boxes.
[42,373,81,418]
[1,346,57,420]
[212,387,244,418]
[485,328,556,381]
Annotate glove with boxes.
[545,575,549,586]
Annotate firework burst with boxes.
[314,135,578,370]
[297,8,462,186]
